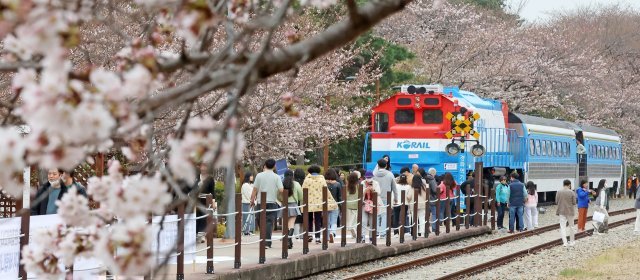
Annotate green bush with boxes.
[214,181,225,212]
[216,223,226,238]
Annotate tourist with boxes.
[302,165,337,244]
[250,159,284,248]
[282,170,303,249]
[241,172,255,235]
[495,176,509,230]
[524,181,539,230]
[507,172,526,233]
[576,180,594,232]
[556,179,576,246]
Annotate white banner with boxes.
[0,214,103,279]
[1,213,196,279]
[150,213,196,265]
[0,217,21,279]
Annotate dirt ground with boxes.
[556,238,640,280]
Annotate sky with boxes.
[505,0,640,22]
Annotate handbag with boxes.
[592,211,606,223]
[363,191,374,214]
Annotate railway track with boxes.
[435,215,637,280]
[344,208,637,280]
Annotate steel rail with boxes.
[345,208,636,280]
[435,216,637,280]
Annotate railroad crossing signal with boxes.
[445,111,481,139]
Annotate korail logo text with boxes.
[397,140,430,150]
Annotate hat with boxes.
[364,171,374,178]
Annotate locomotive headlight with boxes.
[446,143,461,156]
[471,144,486,157]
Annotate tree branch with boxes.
[141,0,413,114]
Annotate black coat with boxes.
[327,181,342,203]
[31,180,68,216]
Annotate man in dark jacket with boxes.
[507,172,527,233]
[61,170,88,197]
[425,168,439,233]
[31,168,68,215]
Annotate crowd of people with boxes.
[30,158,640,246]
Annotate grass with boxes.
[557,239,640,279]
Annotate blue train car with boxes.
[364,85,623,200]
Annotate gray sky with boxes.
[505,0,640,22]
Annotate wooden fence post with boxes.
[303,189,309,254]
[435,196,440,236]
[282,189,289,259]
[445,185,451,234]
[356,186,363,243]
[483,185,489,226]
[465,183,471,229]
[386,192,391,246]
[455,188,461,231]
[341,185,347,247]
[412,189,418,240]
[259,192,266,264]
[425,197,430,238]
[400,190,406,243]
[322,187,328,250]
[491,191,496,230]
[177,203,185,280]
[371,192,378,246]
[474,162,483,226]
[234,193,241,268]
[18,200,30,280]
[206,194,214,274]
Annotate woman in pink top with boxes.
[437,173,456,229]
[524,181,538,230]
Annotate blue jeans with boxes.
[496,203,507,229]
[509,206,524,232]
[430,205,437,232]
[377,213,387,237]
[242,203,255,233]
[328,209,339,236]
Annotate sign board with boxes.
[444,163,457,170]
[275,159,288,180]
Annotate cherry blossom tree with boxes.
[0,0,422,277]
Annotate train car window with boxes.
[547,140,552,156]
[556,142,561,157]
[397,98,412,106]
[422,109,443,124]
[562,142,568,157]
[394,109,415,124]
[551,141,557,157]
[529,139,535,156]
[424,98,439,106]
[597,146,602,159]
[541,141,547,156]
[535,139,541,156]
[374,113,389,132]
[607,147,612,159]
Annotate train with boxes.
[362,85,623,201]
